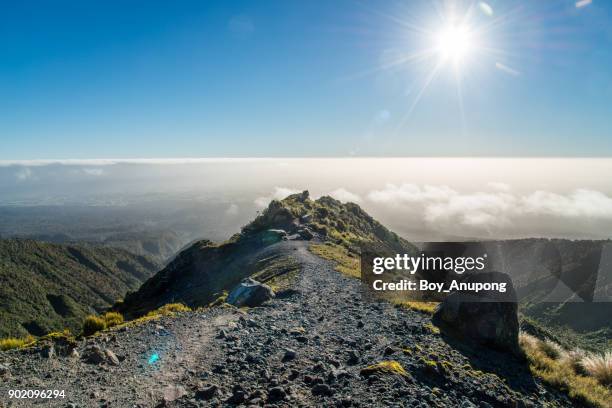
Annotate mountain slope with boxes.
[118,191,417,317]
[101,229,185,264]
[0,239,160,338]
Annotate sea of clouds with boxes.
[1,158,611,240]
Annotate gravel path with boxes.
[0,241,575,407]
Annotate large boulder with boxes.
[227,278,275,307]
[432,272,520,355]
[297,227,314,241]
[82,345,106,364]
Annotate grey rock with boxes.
[195,385,218,400]
[383,346,395,356]
[162,385,186,403]
[461,399,477,408]
[347,350,360,365]
[40,344,54,359]
[82,345,106,364]
[227,278,275,308]
[432,271,520,354]
[0,363,10,377]
[229,389,246,404]
[268,386,286,402]
[282,348,297,362]
[298,227,314,240]
[311,383,333,396]
[300,214,312,223]
[104,349,120,366]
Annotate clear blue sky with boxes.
[1,0,611,159]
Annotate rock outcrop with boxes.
[432,271,520,355]
[227,278,275,307]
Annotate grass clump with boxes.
[560,348,587,373]
[393,301,438,315]
[81,312,124,337]
[102,312,124,328]
[420,358,438,369]
[424,323,440,335]
[518,331,539,350]
[206,291,228,308]
[0,335,35,351]
[40,329,73,341]
[581,352,612,387]
[309,243,360,278]
[519,331,611,407]
[360,361,408,378]
[540,339,564,359]
[82,315,106,337]
[145,303,191,317]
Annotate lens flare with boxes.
[148,353,159,365]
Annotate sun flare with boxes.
[435,24,474,64]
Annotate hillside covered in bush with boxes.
[0,239,160,338]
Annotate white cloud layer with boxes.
[82,168,105,176]
[367,183,612,238]
[327,188,362,203]
[15,167,33,181]
[225,203,240,217]
[254,187,301,209]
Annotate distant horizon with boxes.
[3,156,612,165]
[2,158,612,241]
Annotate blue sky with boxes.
[1,0,611,159]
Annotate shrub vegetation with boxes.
[102,312,124,328]
[0,335,35,351]
[82,315,106,337]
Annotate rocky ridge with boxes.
[0,241,575,407]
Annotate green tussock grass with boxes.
[39,329,74,342]
[0,335,36,351]
[102,311,124,328]
[82,315,106,337]
[393,300,439,315]
[205,291,228,308]
[361,361,409,378]
[145,303,191,317]
[79,304,189,337]
[81,311,126,337]
[424,323,440,335]
[581,352,612,387]
[309,243,360,278]
[519,332,612,407]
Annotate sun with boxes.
[435,24,474,64]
